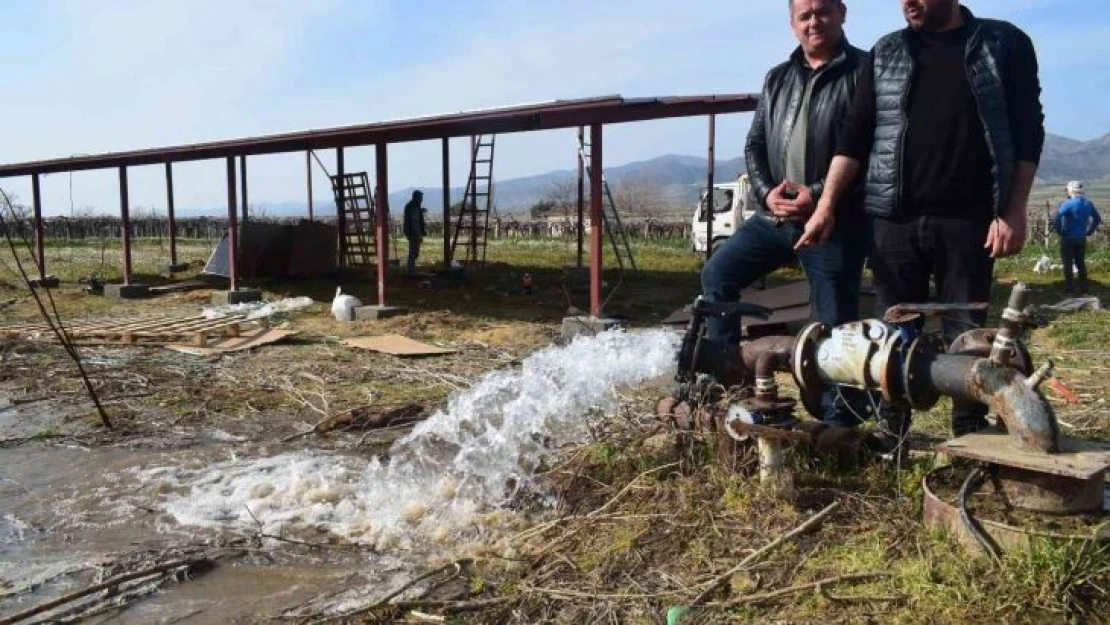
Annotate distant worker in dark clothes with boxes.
[403,190,427,275]
[700,0,870,426]
[805,0,1046,439]
[1054,180,1102,294]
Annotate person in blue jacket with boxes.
[1053,180,1102,294]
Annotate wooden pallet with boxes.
[0,314,253,347]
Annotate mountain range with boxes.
[190,132,1110,218]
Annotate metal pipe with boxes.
[920,353,1059,453]
[442,137,451,267]
[375,143,389,307]
[589,123,603,317]
[991,281,1028,366]
[31,174,45,280]
[226,157,239,291]
[119,167,132,285]
[576,126,585,268]
[166,162,177,265]
[705,113,715,261]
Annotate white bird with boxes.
[331,286,362,321]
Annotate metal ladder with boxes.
[330,172,376,271]
[449,135,496,269]
[577,134,637,272]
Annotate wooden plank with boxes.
[342,335,457,357]
[165,328,298,355]
[938,432,1110,480]
[130,316,245,336]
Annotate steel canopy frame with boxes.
[0,93,758,314]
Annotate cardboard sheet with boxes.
[341,334,457,357]
[165,328,298,355]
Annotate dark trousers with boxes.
[700,214,871,424]
[406,236,422,274]
[871,215,994,436]
[1060,236,1088,293]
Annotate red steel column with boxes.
[442,137,451,267]
[706,113,716,261]
[31,174,45,280]
[119,167,133,285]
[336,148,346,265]
[375,143,389,306]
[166,162,177,266]
[240,156,248,222]
[589,124,603,317]
[306,151,314,221]
[226,157,239,291]
[576,126,585,268]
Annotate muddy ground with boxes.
[1,248,1108,624]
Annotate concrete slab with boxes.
[561,315,623,341]
[104,283,151,299]
[27,276,60,289]
[210,289,262,306]
[352,305,408,321]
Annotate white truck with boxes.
[691,173,754,253]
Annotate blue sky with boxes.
[2,0,1106,215]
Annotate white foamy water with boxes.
[142,328,679,549]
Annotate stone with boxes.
[104,283,151,299]
[210,289,262,306]
[352,305,408,321]
[560,315,622,341]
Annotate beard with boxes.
[905,1,956,32]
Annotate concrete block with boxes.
[104,283,151,299]
[561,315,623,341]
[352,305,408,321]
[27,275,60,289]
[160,262,191,277]
[210,289,262,306]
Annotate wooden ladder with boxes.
[450,135,496,269]
[577,133,637,272]
[331,172,376,271]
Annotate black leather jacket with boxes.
[745,38,866,222]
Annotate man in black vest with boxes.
[700,0,870,426]
[403,190,427,276]
[800,0,1045,438]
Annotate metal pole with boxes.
[468,136,477,263]
[576,126,585,268]
[119,167,132,285]
[589,124,603,317]
[306,151,314,221]
[442,137,451,267]
[375,143,389,307]
[31,174,45,280]
[706,113,716,261]
[336,148,345,266]
[240,155,248,222]
[226,157,239,291]
[166,162,177,266]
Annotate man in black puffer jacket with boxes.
[804,0,1045,439]
[701,0,870,426]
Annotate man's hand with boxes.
[795,205,835,250]
[984,211,1027,258]
[767,181,814,222]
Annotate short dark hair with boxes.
[789,0,843,9]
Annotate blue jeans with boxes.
[700,214,871,425]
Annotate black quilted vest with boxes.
[865,8,1018,219]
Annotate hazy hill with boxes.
[188,132,1110,218]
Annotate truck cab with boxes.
[692,173,754,253]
